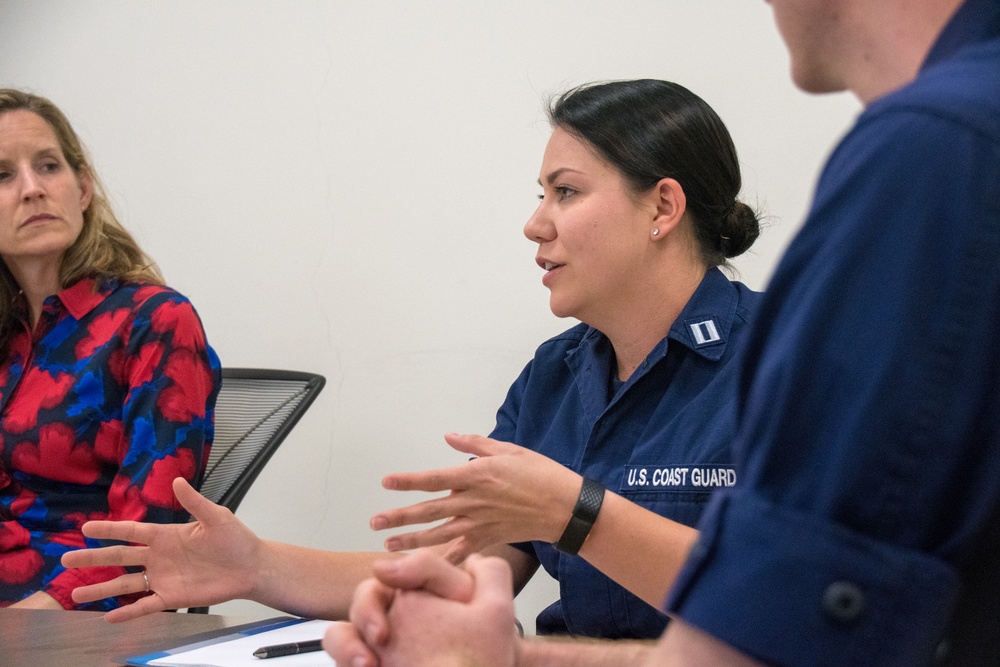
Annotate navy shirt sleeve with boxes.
[665,80,1000,665]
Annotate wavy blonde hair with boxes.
[0,89,163,352]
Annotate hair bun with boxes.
[719,200,761,259]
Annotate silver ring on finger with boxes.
[142,570,151,593]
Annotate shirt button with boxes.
[822,581,866,624]
[933,638,950,665]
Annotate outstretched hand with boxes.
[61,477,263,622]
[324,550,519,667]
[370,433,580,562]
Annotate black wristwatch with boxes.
[554,477,605,555]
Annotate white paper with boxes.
[147,618,336,667]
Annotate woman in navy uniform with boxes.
[369,79,762,639]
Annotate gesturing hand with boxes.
[370,433,580,562]
[61,477,263,622]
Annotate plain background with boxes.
[1,1,860,631]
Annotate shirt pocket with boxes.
[618,463,735,527]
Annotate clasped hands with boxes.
[324,549,520,667]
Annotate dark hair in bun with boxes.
[549,79,761,267]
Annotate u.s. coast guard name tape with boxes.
[620,465,736,492]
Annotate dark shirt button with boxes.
[933,638,950,665]
[822,581,866,624]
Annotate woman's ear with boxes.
[77,169,94,212]
[649,177,687,240]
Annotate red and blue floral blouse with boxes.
[0,278,220,610]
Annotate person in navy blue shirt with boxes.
[367,79,762,639]
[63,80,763,640]
[326,0,1000,666]
[662,0,1000,664]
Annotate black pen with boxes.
[253,638,323,659]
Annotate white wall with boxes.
[0,1,860,630]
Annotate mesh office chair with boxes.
[199,368,325,510]
[186,368,325,613]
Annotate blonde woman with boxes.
[0,89,220,610]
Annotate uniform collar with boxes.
[665,267,739,362]
[574,266,738,368]
[923,0,1000,70]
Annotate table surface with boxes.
[0,608,268,667]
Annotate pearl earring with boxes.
[652,228,660,236]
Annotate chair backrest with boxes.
[198,368,325,512]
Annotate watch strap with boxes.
[554,477,605,555]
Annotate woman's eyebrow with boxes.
[539,167,584,186]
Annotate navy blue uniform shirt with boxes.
[666,2,1000,665]
[491,267,760,639]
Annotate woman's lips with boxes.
[540,261,564,287]
[21,213,56,227]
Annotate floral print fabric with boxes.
[0,278,220,609]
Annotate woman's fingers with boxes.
[72,570,170,623]
[380,434,512,492]
[70,572,138,604]
[370,494,464,531]
[102,592,170,623]
[75,480,217,549]
[381,464,471,493]
[173,477,231,525]
[61,543,147,569]
[442,432,500,457]
[78,519,151,545]
[382,518,473,552]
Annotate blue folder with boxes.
[125,616,310,666]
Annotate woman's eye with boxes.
[40,161,60,173]
[537,186,577,202]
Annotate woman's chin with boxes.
[547,298,579,321]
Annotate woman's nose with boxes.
[523,204,554,244]
[20,170,45,201]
